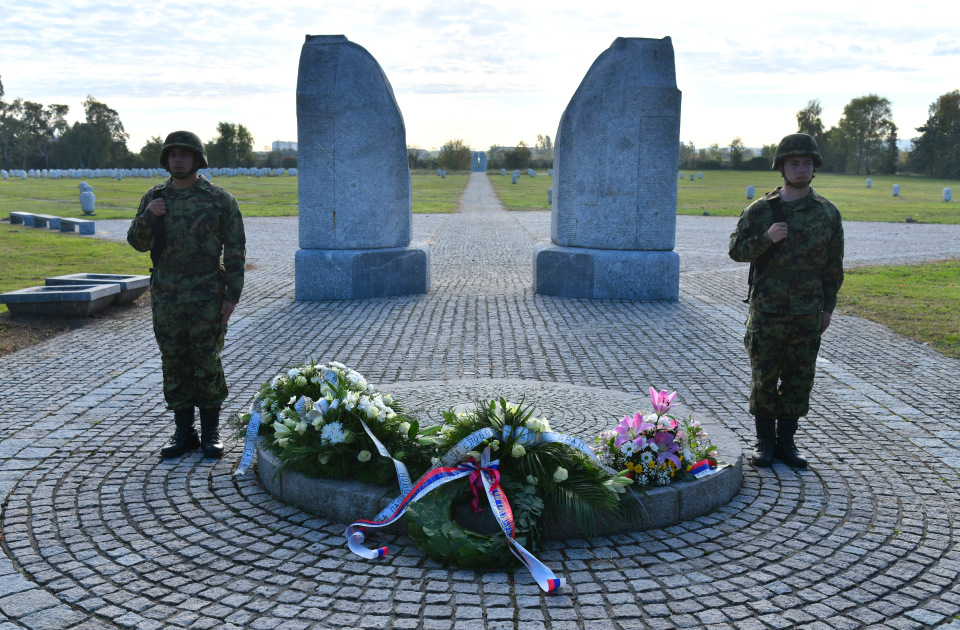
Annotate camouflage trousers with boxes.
[744,310,822,420]
[152,298,228,410]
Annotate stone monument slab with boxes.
[295,34,429,299]
[536,37,681,301]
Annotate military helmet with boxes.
[772,133,822,169]
[160,130,209,170]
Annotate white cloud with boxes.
[1,0,955,152]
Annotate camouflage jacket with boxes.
[127,176,246,305]
[729,187,844,314]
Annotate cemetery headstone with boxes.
[689,173,694,181]
[534,37,680,300]
[866,178,872,188]
[698,172,702,179]
[945,188,952,202]
[501,168,506,176]
[893,184,900,197]
[295,34,429,300]
[511,172,518,184]
[746,186,755,200]
[80,191,96,215]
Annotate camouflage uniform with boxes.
[729,187,844,420]
[127,176,246,410]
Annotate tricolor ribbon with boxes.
[234,397,262,476]
[689,458,718,478]
[345,434,570,593]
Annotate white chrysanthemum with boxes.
[321,421,346,444]
[553,467,568,482]
[619,440,637,456]
[641,451,656,465]
[343,392,359,410]
[357,450,372,462]
[330,361,347,370]
[287,368,300,379]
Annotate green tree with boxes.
[729,137,745,169]
[55,96,131,168]
[138,135,165,166]
[678,141,696,168]
[908,90,960,179]
[796,99,825,137]
[504,141,531,170]
[834,94,897,175]
[535,134,553,161]
[438,138,471,170]
[207,122,254,167]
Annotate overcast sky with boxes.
[1,0,956,155]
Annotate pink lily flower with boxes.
[613,413,655,448]
[653,431,682,468]
[650,387,679,417]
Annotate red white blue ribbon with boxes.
[689,458,718,478]
[345,440,566,592]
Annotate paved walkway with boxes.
[2,172,960,630]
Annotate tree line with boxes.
[0,76,257,171]
[682,90,960,179]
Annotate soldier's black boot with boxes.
[199,407,224,459]
[750,417,777,467]
[775,418,808,469]
[160,408,200,458]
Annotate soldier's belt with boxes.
[151,260,222,274]
[763,267,820,283]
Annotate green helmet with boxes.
[160,130,209,170]
[772,133,822,169]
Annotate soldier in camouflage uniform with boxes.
[729,133,844,469]
[127,131,246,459]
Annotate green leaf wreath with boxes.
[404,398,635,569]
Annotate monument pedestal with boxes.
[533,244,679,301]
[295,244,430,300]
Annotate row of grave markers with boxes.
[0,167,298,181]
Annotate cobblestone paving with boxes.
[2,173,960,629]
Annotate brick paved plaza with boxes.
[2,172,960,629]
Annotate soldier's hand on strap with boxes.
[147,198,167,217]
[767,222,788,243]
[221,300,236,325]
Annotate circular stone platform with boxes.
[255,379,743,538]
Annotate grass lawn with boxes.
[0,170,470,220]
[486,169,960,224]
[0,223,151,315]
[836,260,960,359]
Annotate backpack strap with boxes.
[149,188,167,268]
[744,193,785,303]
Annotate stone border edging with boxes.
[253,379,744,538]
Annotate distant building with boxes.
[272,141,298,152]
